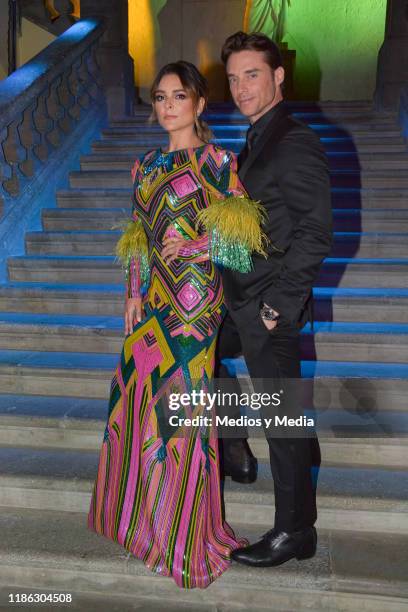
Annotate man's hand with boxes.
[125,297,143,335]
[260,303,280,331]
[261,318,278,331]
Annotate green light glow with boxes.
[283,0,387,100]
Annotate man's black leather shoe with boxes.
[222,438,258,484]
[231,526,317,567]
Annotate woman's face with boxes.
[153,73,203,135]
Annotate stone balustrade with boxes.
[0,17,105,205]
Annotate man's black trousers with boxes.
[215,303,319,533]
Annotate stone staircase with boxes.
[0,101,407,611]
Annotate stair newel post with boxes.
[80,0,135,119]
[374,0,408,110]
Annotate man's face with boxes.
[226,50,284,124]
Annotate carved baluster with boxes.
[84,45,102,103]
[89,42,104,91]
[66,58,82,122]
[2,117,28,197]
[46,76,65,148]
[0,126,13,198]
[79,52,93,109]
[32,87,54,162]
[18,101,41,178]
[66,64,78,121]
[76,53,91,111]
[56,69,75,134]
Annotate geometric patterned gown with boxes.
[87,143,248,589]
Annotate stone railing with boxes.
[0,17,105,205]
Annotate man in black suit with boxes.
[217,31,332,567]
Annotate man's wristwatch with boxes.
[260,303,280,321]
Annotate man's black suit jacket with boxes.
[222,103,333,327]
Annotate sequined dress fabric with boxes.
[87,144,247,588]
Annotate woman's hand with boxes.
[162,235,188,264]
[125,297,143,335]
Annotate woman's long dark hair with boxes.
[150,61,213,143]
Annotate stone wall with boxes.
[129,0,245,102]
[156,0,245,102]
[285,0,387,101]
[137,0,387,102]
[17,18,56,68]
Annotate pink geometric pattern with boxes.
[178,282,202,311]
[88,144,248,589]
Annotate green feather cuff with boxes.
[196,194,268,273]
[113,219,150,286]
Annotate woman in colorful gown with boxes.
[87,61,266,589]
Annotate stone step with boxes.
[100,125,403,140]
[43,207,408,233]
[1,314,408,364]
[96,135,406,156]
[55,187,408,210]
[331,209,408,232]
[333,171,408,189]
[56,188,132,209]
[300,321,408,362]
[68,169,408,190]
[330,233,408,258]
[92,138,408,155]
[0,283,126,316]
[0,447,407,536]
[24,231,122,256]
[327,153,408,171]
[44,207,131,231]
[24,230,408,259]
[69,170,133,189]
[316,258,408,288]
[0,393,405,434]
[159,100,376,111]
[113,107,395,124]
[227,462,408,535]
[79,152,408,173]
[330,189,408,209]
[1,283,407,323]
[7,255,408,288]
[223,138,408,159]
[313,288,408,323]
[1,509,406,612]
[0,350,406,411]
[0,393,405,468]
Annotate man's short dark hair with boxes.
[221,31,283,72]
